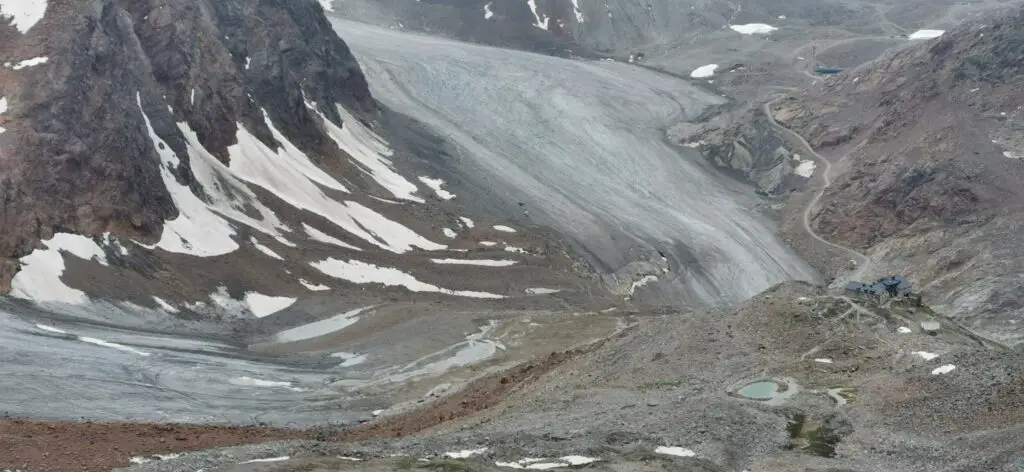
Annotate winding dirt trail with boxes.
[762,101,870,282]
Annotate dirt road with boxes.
[762,101,871,282]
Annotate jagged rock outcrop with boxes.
[669,109,810,196]
[0,0,374,292]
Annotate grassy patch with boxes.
[786,412,845,458]
[836,388,858,404]
[640,378,686,389]
[396,456,419,470]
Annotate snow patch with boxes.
[79,336,151,357]
[0,0,48,33]
[130,453,184,465]
[504,246,527,254]
[35,324,67,334]
[443,228,458,238]
[303,223,361,251]
[913,351,939,361]
[813,358,833,364]
[1004,151,1022,159]
[561,456,599,466]
[909,29,944,40]
[655,446,696,457]
[209,286,248,314]
[245,57,251,69]
[35,324,149,356]
[793,160,817,177]
[496,457,595,469]
[418,176,456,200]
[690,64,718,78]
[137,97,240,257]
[571,0,584,22]
[493,225,516,233]
[0,97,5,134]
[897,326,912,334]
[10,233,108,304]
[318,104,423,202]
[459,217,475,228]
[245,292,297,318]
[480,241,498,246]
[230,377,293,388]
[931,364,956,375]
[311,258,505,298]
[275,306,376,343]
[6,55,48,70]
[484,2,494,19]
[227,111,444,253]
[627,275,658,297]
[241,456,291,464]
[496,462,566,470]
[729,23,777,34]
[526,0,549,30]
[318,0,334,12]
[299,279,331,291]
[430,258,518,267]
[445,448,488,459]
[250,237,284,260]
[176,123,290,242]
[331,352,368,367]
[525,288,560,294]
[152,296,180,313]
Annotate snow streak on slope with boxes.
[430,258,518,266]
[311,258,504,298]
[333,20,816,306]
[227,110,445,253]
[690,64,718,78]
[729,23,777,34]
[275,306,376,343]
[7,56,48,70]
[0,96,7,133]
[250,237,284,260]
[245,293,297,318]
[303,223,361,251]
[418,176,456,200]
[571,0,584,22]
[909,29,944,39]
[526,0,549,30]
[315,103,424,203]
[10,234,108,304]
[176,123,290,242]
[138,96,239,256]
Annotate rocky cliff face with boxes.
[727,9,1024,343]
[0,0,374,292]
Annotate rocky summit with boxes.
[1,0,1023,471]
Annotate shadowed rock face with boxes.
[0,0,375,291]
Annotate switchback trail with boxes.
[762,101,871,282]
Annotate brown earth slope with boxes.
[698,9,1024,344]
[771,10,1024,344]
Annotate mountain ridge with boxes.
[0,0,376,292]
